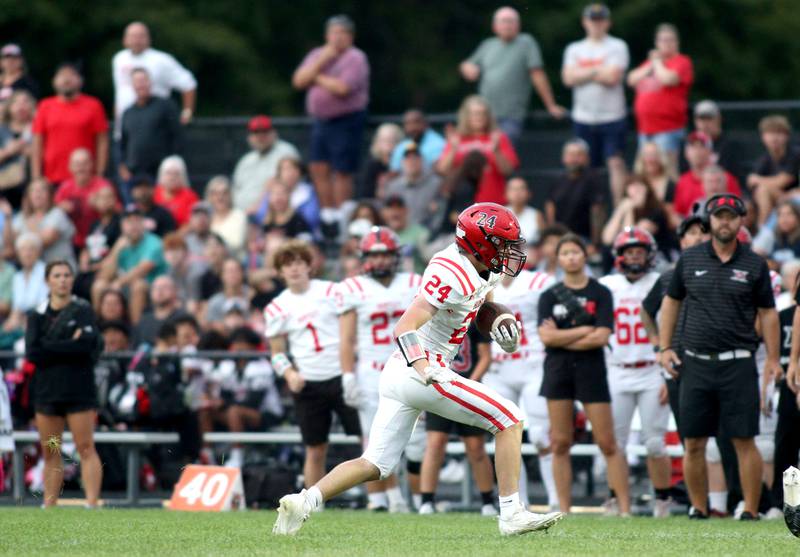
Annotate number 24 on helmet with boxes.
[455,202,526,277]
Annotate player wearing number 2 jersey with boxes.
[273,203,564,537]
[337,226,423,512]
[265,240,361,490]
[483,269,559,510]
[599,227,671,518]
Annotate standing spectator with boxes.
[380,196,429,274]
[506,176,544,245]
[0,90,35,209]
[561,3,629,204]
[154,155,198,227]
[253,158,321,234]
[384,142,443,229]
[389,109,446,172]
[25,260,103,508]
[358,123,402,200]
[133,275,185,346]
[628,24,693,176]
[31,63,108,185]
[55,148,115,250]
[0,44,39,101]
[747,115,800,226]
[231,115,300,213]
[544,138,607,247]
[460,6,565,143]
[129,175,176,237]
[118,68,181,187]
[92,205,168,323]
[685,100,744,182]
[292,14,370,236]
[659,193,781,520]
[12,179,75,267]
[674,132,741,216]
[3,233,47,332]
[112,21,196,128]
[436,95,519,205]
[633,142,680,228]
[537,233,630,515]
[206,176,247,256]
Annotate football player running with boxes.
[273,203,564,536]
[337,227,424,512]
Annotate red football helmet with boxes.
[359,226,400,279]
[612,226,657,274]
[455,202,526,276]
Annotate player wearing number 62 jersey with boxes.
[265,240,361,490]
[599,227,672,518]
[274,202,564,537]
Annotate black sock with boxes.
[609,489,617,499]
[421,492,435,505]
[655,488,671,501]
[480,491,494,505]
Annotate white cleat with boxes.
[498,508,564,536]
[272,490,312,536]
[389,500,410,514]
[653,498,672,518]
[418,502,435,515]
[481,504,498,517]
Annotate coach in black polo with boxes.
[658,193,782,521]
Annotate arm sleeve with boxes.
[90,98,109,134]
[163,53,197,92]
[31,104,46,134]
[525,35,544,69]
[537,289,555,326]
[595,284,615,330]
[497,133,519,169]
[420,262,467,309]
[338,52,369,91]
[336,280,359,315]
[263,301,289,338]
[754,259,776,308]
[676,55,694,86]
[467,40,489,66]
[609,40,630,70]
[562,44,577,71]
[666,256,687,300]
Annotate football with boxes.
[475,301,516,338]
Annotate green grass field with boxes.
[1,508,799,556]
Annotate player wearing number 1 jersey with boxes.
[273,203,564,537]
[599,227,671,518]
[265,240,361,490]
[337,227,423,512]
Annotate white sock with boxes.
[518,461,529,507]
[320,207,340,224]
[499,492,521,519]
[539,453,558,508]
[386,486,405,507]
[412,493,422,509]
[306,486,324,511]
[709,491,727,513]
[368,491,389,508]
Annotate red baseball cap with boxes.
[248,115,272,132]
[686,131,712,149]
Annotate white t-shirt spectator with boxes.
[509,205,540,245]
[112,47,197,121]
[12,260,47,313]
[231,140,300,212]
[562,35,629,124]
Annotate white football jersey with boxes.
[337,272,422,370]
[491,270,555,363]
[264,279,341,381]
[599,272,660,366]
[418,243,502,363]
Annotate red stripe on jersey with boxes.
[416,274,423,287]
[271,301,285,315]
[408,273,415,288]
[326,282,335,296]
[351,277,364,293]
[433,383,504,431]
[430,261,468,296]
[528,272,540,290]
[436,353,445,367]
[264,305,275,318]
[536,273,551,290]
[452,381,519,425]
[341,280,353,294]
[433,257,475,293]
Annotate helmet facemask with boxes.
[490,236,527,277]
[363,250,399,279]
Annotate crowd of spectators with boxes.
[1,5,800,503]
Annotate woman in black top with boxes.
[26,260,103,507]
[537,234,630,515]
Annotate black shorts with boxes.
[679,354,759,439]
[540,355,611,404]
[35,401,96,417]
[425,411,486,438]
[292,376,362,446]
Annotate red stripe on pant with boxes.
[432,383,505,431]
[452,381,519,425]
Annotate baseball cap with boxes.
[1,44,21,57]
[583,3,610,19]
[248,115,272,132]
[383,195,406,208]
[705,193,746,217]
[191,201,212,215]
[402,142,420,157]
[122,203,145,218]
[686,131,712,149]
[694,100,720,119]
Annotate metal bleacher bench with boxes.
[10,430,685,507]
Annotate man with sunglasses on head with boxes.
[658,193,782,521]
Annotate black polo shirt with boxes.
[538,278,614,366]
[642,268,689,351]
[667,240,774,353]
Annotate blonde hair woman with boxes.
[206,175,247,255]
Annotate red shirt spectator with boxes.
[154,154,197,226]
[54,148,115,248]
[674,168,740,216]
[32,64,108,184]
[629,25,693,134]
[439,133,519,204]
